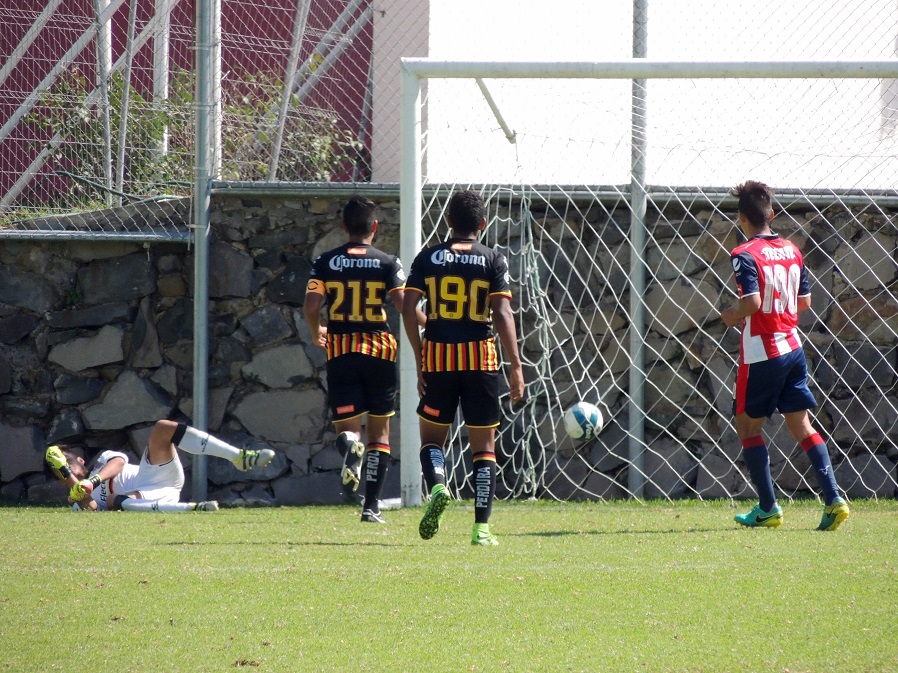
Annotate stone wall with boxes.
[0,192,405,507]
[1,189,896,506]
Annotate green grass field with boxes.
[1,499,895,673]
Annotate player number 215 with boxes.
[326,280,386,323]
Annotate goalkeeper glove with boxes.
[69,475,102,502]
[45,445,72,479]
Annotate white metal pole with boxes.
[0,0,64,88]
[628,0,648,498]
[292,7,372,103]
[0,2,181,213]
[192,0,214,500]
[399,63,423,507]
[269,0,312,180]
[115,0,139,204]
[94,0,114,205]
[154,0,172,155]
[211,0,222,177]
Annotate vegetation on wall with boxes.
[22,66,364,214]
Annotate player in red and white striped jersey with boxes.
[720,181,849,531]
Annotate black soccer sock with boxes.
[363,444,390,512]
[419,443,446,492]
[473,454,496,524]
[742,437,777,512]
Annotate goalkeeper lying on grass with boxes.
[45,420,274,512]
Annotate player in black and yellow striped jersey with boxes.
[402,189,525,545]
[304,195,417,524]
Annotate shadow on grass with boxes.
[156,540,417,547]
[510,526,808,537]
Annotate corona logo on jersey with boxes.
[430,247,487,267]
[328,254,382,271]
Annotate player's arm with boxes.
[68,456,126,508]
[796,264,811,313]
[401,287,427,396]
[721,293,761,328]
[389,287,426,327]
[491,294,525,405]
[45,446,78,487]
[303,279,327,348]
[721,251,761,328]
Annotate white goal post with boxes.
[398,59,898,507]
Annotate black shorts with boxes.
[326,353,397,421]
[417,370,500,427]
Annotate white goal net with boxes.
[398,60,898,505]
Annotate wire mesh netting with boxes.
[416,184,897,502]
[1,0,427,235]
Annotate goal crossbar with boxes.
[401,58,898,80]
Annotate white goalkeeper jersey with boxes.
[81,450,184,511]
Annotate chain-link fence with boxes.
[2,1,896,501]
[3,1,895,221]
[0,0,431,232]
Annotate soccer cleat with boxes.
[419,485,451,540]
[817,497,849,531]
[734,503,784,528]
[336,432,365,495]
[45,445,67,470]
[360,509,386,524]
[471,525,499,546]
[233,448,275,472]
[194,500,220,512]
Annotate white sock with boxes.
[120,498,195,512]
[176,426,241,461]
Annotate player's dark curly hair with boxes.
[447,189,486,236]
[343,195,377,236]
[46,443,89,480]
[731,180,773,229]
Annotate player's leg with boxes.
[333,415,366,495]
[359,414,391,523]
[357,356,398,522]
[154,419,274,472]
[327,354,367,494]
[778,350,849,530]
[733,361,782,527]
[415,371,459,540]
[116,498,219,512]
[784,411,849,530]
[417,415,452,540]
[460,371,501,546]
[466,426,499,545]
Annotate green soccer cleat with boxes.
[817,497,850,531]
[734,503,783,528]
[233,448,275,472]
[419,485,451,540]
[471,524,499,546]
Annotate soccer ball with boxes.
[563,401,604,442]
